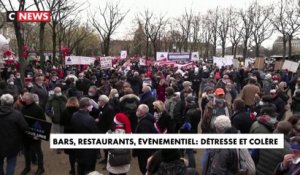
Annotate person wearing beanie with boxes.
[113,113,132,134]
[106,113,131,175]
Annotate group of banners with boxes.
[156,52,200,62]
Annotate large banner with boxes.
[65,56,95,65]
[24,116,52,141]
[100,57,113,69]
[282,60,299,73]
[213,56,233,68]
[168,52,191,62]
[156,52,168,61]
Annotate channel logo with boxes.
[7,11,51,22]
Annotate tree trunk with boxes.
[14,21,25,86]
[231,44,235,56]
[39,22,46,67]
[146,37,149,60]
[104,38,110,56]
[288,35,292,59]
[233,44,237,59]
[222,41,225,57]
[282,36,287,60]
[255,43,260,57]
[52,28,57,64]
[152,40,157,59]
[213,36,217,56]
[243,39,248,59]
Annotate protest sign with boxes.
[65,56,95,65]
[100,57,113,69]
[120,50,127,59]
[156,52,168,61]
[254,57,265,69]
[282,60,299,73]
[24,115,52,141]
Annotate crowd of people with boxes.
[0,59,300,175]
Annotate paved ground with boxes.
[13,142,204,175]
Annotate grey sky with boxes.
[84,0,277,49]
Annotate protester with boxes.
[71,97,98,175]
[21,92,46,175]
[0,94,28,175]
[60,97,79,175]
[133,104,157,175]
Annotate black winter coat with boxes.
[60,107,79,133]
[231,111,254,133]
[291,96,300,114]
[0,106,28,157]
[71,110,98,164]
[185,105,201,134]
[21,102,46,142]
[97,104,115,133]
[119,94,140,131]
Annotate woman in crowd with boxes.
[60,97,80,175]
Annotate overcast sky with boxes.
[83,0,277,49]
[3,0,277,49]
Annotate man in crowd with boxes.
[71,97,98,175]
[134,104,157,175]
[31,76,48,110]
[0,94,28,175]
[21,92,46,175]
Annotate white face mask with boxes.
[259,101,264,106]
[55,92,62,96]
[9,82,14,85]
[114,94,119,98]
[88,92,95,97]
[87,105,93,112]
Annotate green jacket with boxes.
[46,95,67,124]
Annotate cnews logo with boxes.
[7,11,51,22]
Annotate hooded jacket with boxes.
[119,94,140,131]
[0,106,28,157]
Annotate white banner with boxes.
[50,134,284,149]
[282,60,299,73]
[213,56,233,68]
[120,50,127,59]
[191,52,199,61]
[65,56,95,65]
[156,52,168,61]
[100,57,113,69]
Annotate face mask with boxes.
[87,105,93,112]
[52,79,57,82]
[27,83,33,88]
[114,94,119,98]
[88,92,95,97]
[55,92,62,96]
[16,76,20,79]
[37,82,43,86]
[9,82,14,85]
[259,101,264,106]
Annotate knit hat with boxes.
[114,113,131,133]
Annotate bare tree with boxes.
[201,14,213,58]
[217,8,230,57]
[207,8,219,57]
[270,0,300,59]
[191,13,201,52]
[0,0,34,83]
[252,2,273,57]
[91,1,128,56]
[228,7,243,58]
[239,3,255,59]
[178,9,193,52]
[140,9,167,58]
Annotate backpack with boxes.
[210,100,229,130]
[237,149,256,175]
